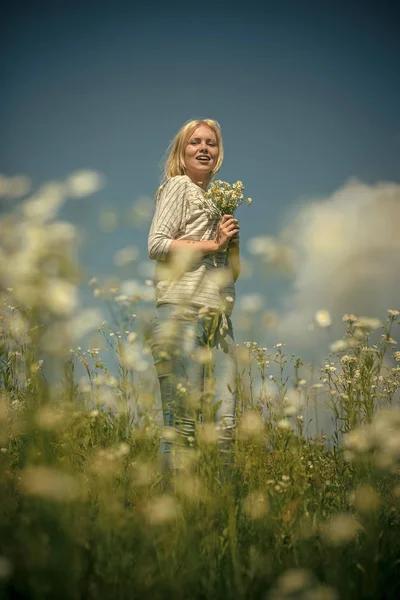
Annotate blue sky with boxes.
[1,0,399,354]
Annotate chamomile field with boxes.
[0,173,400,600]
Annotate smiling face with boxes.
[184,124,219,189]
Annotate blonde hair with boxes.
[161,119,224,185]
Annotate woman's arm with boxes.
[148,177,189,261]
[227,231,240,281]
[168,216,240,263]
[228,244,240,282]
[169,239,219,256]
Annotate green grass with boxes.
[1,297,400,600]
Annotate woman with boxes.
[148,119,240,476]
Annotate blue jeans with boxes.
[149,303,237,471]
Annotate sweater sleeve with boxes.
[148,176,188,261]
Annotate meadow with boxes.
[0,173,400,600]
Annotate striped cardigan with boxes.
[148,175,236,317]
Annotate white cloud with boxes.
[273,179,400,353]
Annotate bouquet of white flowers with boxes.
[202,179,252,219]
[201,180,252,266]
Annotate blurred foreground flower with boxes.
[20,182,66,222]
[132,460,158,486]
[197,423,219,445]
[239,294,263,313]
[349,485,381,513]
[119,279,155,302]
[243,491,269,519]
[277,418,291,431]
[0,556,13,579]
[315,310,331,328]
[114,245,139,266]
[143,495,181,525]
[344,406,400,469]
[329,339,348,353]
[0,174,31,199]
[269,568,337,600]
[238,410,265,441]
[44,279,78,316]
[354,317,382,331]
[321,513,361,546]
[175,474,207,502]
[65,170,105,198]
[128,196,154,226]
[36,405,67,430]
[20,467,79,502]
[99,209,118,232]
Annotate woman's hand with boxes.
[215,215,240,251]
[229,231,240,249]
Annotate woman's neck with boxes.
[184,171,211,191]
